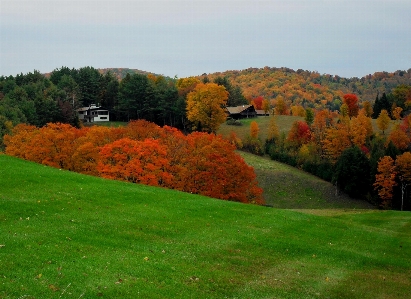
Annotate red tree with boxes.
[343,94,359,118]
[251,96,264,110]
[287,121,311,147]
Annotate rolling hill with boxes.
[200,67,411,107]
[1,154,410,298]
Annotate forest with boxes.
[1,66,411,210]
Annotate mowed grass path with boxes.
[1,155,410,298]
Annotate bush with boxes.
[243,136,264,155]
[302,160,333,182]
[226,118,242,126]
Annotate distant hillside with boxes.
[98,68,158,80]
[200,67,411,109]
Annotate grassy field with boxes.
[238,151,375,210]
[218,115,303,141]
[85,121,128,128]
[217,115,398,142]
[1,154,410,298]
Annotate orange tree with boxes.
[5,123,83,169]
[4,124,38,160]
[374,156,397,208]
[179,132,263,204]
[97,137,173,187]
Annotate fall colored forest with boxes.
[201,67,411,110]
[1,66,411,210]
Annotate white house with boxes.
[77,104,110,122]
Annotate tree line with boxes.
[0,67,249,148]
[4,120,263,204]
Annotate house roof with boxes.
[76,106,109,112]
[226,105,254,114]
[256,109,269,115]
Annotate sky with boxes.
[1,0,410,78]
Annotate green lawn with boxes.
[1,155,410,298]
[218,115,303,141]
[85,121,128,128]
[238,151,375,209]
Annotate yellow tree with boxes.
[250,121,259,139]
[291,105,306,117]
[350,110,373,149]
[322,123,351,162]
[262,99,271,115]
[339,103,349,119]
[274,95,288,115]
[267,116,279,141]
[186,83,228,133]
[311,110,332,156]
[362,101,373,117]
[392,106,403,121]
[176,77,201,100]
[376,109,391,135]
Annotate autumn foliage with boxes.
[343,94,359,118]
[287,121,311,147]
[186,83,228,133]
[374,156,397,208]
[4,121,263,204]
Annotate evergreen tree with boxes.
[213,76,247,107]
[333,146,371,198]
[373,93,392,118]
[76,66,102,107]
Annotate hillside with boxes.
[200,67,411,108]
[1,155,410,298]
[239,151,375,209]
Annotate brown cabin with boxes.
[225,105,257,119]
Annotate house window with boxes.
[98,111,108,115]
[100,117,107,120]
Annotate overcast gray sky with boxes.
[1,0,410,78]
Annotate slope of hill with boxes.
[239,151,375,209]
[1,154,410,298]
[201,67,411,108]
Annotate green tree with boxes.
[118,73,151,121]
[213,76,247,107]
[392,84,411,109]
[50,66,78,85]
[333,146,370,198]
[76,66,102,107]
[373,93,392,118]
[305,108,314,126]
[100,71,119,114]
